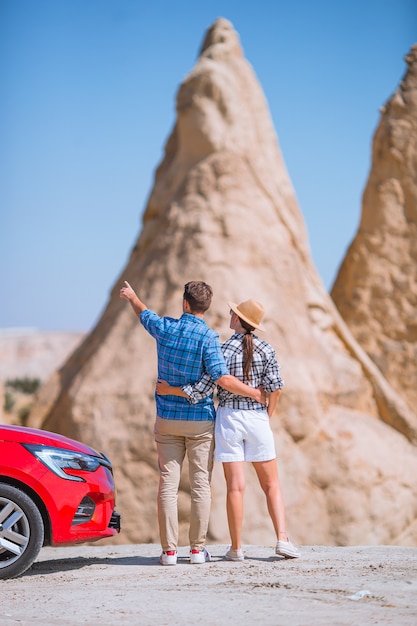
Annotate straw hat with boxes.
[228,299,265,331]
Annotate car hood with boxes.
[0,425,102,457]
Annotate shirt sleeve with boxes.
[182,332,227,405]
[202,334,229,381]
[139,309,163,338]
[262,351,285,392]
[182,375,216,404]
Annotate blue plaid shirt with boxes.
[140,309,228,420]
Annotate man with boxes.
[120,280,265,565]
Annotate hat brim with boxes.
[228,302,265,331]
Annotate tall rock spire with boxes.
[30,21,417,546]
[332,45,417,414]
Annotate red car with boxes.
[0,424,120,579]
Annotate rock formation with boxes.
[332,45,417,419]
[29,20,417,547]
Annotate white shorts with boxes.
[214,406,276,463]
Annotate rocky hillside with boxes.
[331,45,417,413]
[27,20,417,547]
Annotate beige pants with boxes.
[154,417,215,551]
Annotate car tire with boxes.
[0,483,44,579]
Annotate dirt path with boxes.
[2,544,417,625]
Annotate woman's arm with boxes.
[156,380,188,397]
[216,375,266,403]
[267,389,282,418]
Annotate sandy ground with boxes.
[2,543,417,625]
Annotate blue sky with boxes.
[1,0,416,332]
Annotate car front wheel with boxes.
[0,483,44,579]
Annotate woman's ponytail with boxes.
[240,319,255,383]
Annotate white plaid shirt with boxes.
[183,333,284,410]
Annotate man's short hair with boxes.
[183,281,213,313]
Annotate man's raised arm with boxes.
[119,281,147,316]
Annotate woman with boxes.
[156,298,299,561]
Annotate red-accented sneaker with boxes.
[189,547,211,564]
[160,550,177,565]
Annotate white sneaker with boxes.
[275,538,300,559]
[225,547,244,561]
[160,550,177,565]
[189,547,211,564]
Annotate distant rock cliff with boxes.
[0,329,83,425]
[332,45,417,416]
[29,20,417,547]
[0,329,84,382]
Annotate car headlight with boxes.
[24,444,102,482]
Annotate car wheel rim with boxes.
[0,496,30,568]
